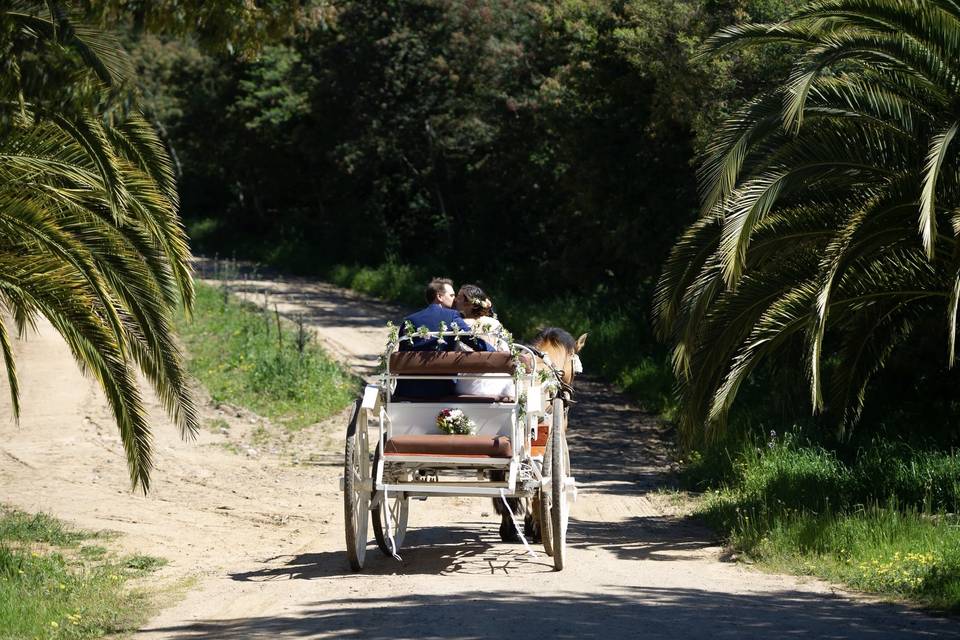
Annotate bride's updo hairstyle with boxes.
[458,284,494,318]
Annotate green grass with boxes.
[205,417,230,433]
[123,555,168,576]
[0,512,90,548]
[697,435,960,610]
[746,508,960,608]
[0,506,166,639]
[176,282,361,429]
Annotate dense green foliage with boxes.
[0,506,166,638]
[176,282,360,429]
[0,3,199,490]
[80,0,315,52]
[656,0,960,448]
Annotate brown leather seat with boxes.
[384,434,512,458]
[389,352,531,375]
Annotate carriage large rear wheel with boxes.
[371,446,410,556]
[539,424,555,557]
[549,397,570,571]
[343,400,370,571]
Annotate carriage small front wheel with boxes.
[371,445,410,556]
[343,400,370,571]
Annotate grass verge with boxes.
[697,434,960,610]
[0,507,167,639]
[176,282,361,429]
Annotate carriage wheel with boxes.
[550,397,570,571]
[539,429,555,557]
[343,400,370,571]
[371,446,410,556]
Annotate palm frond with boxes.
[660,0,960,444]
[0,4,196,489]
[0,314,19,420]
[920,121,959,258]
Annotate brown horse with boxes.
[494,327,587,543]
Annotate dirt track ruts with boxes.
[1,268,957,639]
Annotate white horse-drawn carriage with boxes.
[340,328,580,571]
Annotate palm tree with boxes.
[2,3,197,489]
[655,0,960,445]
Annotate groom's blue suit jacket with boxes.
[393,304,492,398]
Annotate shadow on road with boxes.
[229,281,397,330]
[231,523,558,581]
[568,515,716,563]
[566,377,674,494]
[149,585,958,639]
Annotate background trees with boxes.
[136,0,792,296]
[131,0,960,450]
[127,0,824,445]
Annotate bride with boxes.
[454,284,514,398]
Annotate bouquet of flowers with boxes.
[436,408,476,435]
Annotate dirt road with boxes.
[1,273,957,639]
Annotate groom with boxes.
[400,278,476,350]
[394,278,490,397]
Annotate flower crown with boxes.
[471,297,492,309]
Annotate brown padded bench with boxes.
[384,434,512,458]
[389,352,532,375]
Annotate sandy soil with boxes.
[1,271,957,639]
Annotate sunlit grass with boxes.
[176,282,361,429]
[0,506,165,639]
[698,435,960,610]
